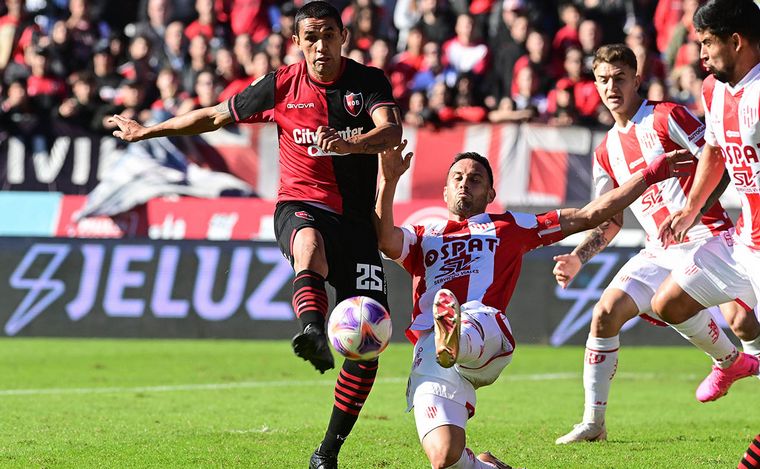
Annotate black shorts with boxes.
[273,201,388,308]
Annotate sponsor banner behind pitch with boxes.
[0,238,733,345]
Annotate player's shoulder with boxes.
[496,211,539,229]
[593,133,611,161]
[702,74,718,109]
[344,58,388,82]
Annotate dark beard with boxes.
[709,66,731,83]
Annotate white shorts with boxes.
[672,230,758,310]
[406,310,514,440]
[607,238,718,314]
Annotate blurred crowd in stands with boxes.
[0,0,708,134]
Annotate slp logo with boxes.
[731,163,758,189]
[294,211,314,221]
[585,350,606,365]
[344,92,363,117]
[640,185,664,211]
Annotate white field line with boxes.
[0,372,699,397]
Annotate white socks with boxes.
[668,310,738,368]
[741,334,760,357]
[443,449,495,469]
[582,334,619,425]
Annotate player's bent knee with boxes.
[292,228,328,274]
[651,282,700,324]
[422,425,465,469]
[724,307,760,340]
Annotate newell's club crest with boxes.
[344,92,364,117]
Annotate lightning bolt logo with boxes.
[5,244,70,336]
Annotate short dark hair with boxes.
[592,43,638,73]
[693,0,760,43]
[449,152,494,188]
[295,1,343,35]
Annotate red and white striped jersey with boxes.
[594,99,732,248]
[395,210,565,343]
[702,63,760,249]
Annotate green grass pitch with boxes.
[0,339,757,468]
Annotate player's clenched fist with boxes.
[315,126,351,154]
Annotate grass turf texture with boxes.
[0,339,757,468]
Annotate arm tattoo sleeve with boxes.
[574,222,612,264]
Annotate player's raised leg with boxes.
[289,226,335,373]
[556,288,639,444]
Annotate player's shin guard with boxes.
[668,310,738,368]
[582,335,619,425]
[320,358,378,455]
[738,434,760,468]
[444,448,499,468]
[292,270,328,332]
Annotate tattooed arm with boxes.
[552,213,623,288]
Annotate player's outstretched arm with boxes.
[108,102,234,142]
[374,140,413,260]
[559,149,693,237]
[553,214,622,288]
[658,144,726,245]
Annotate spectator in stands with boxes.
[228,0,271,44]
[182,34,210,98]
[233,33,254,73]
[92,39,121,103]
[546,78,577,126]
[0,0,38,75]
[214,46,241,88]
[276,1,297,38]
[549,45,600,124]
[393,0,421,51]
[347,47,366,64]
[653,0,685,54]
[512,28,556,97]
[552,2,581,57]
[160,20,186,72]
[119,34,158,85]
[263,32,285,70]
[97,78,152,128]
[625,23,665,91]
[58,71,107,132]
[416,0,454,45]
[443,13,490,78]
[367,37,391,73]
[409,40,457,94]
[439,72,487,123]
[351,6,378,51]
[511,65,546,118]
[0,77,39,132]
[133,0,172,56]
[578,18,602,75]
[185,0,229,48]
[390,26,425,104]
[65,0,108,72]
[486,11,529,108]
[151,67,187,120]
[26,46,66,117]
[669,63,703,116]
[663,0,700,70]
[404,89,437,127]
[646,77,667,102]
[45,19,73,78]
[487,95,534,123]
[177,68,218,115]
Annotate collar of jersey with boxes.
[726,61,760,94]
[307,57,347,87]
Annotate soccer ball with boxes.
[327,296,392,361]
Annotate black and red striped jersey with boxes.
[227,58,397,218]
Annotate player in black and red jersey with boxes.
[108,2,402,468]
